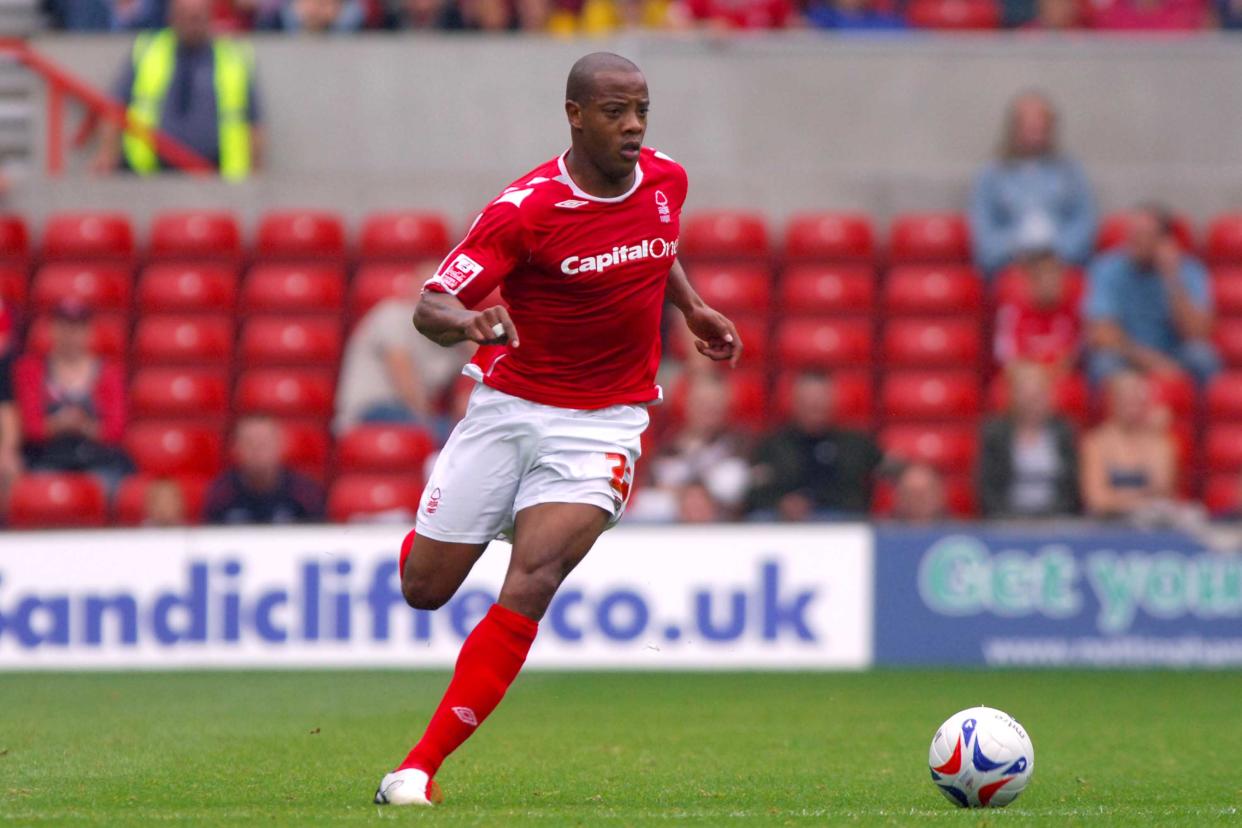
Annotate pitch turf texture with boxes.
[2,671,1240,826]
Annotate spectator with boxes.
[143,478,187,527]
[1215,0,1242,27]
[13,301,133,489]
[577,0,674,32]
[1024,0,1083,28]
[256,0,366,30]
[1084,203,1219,387]
[1080,370,1175,519]
[969,91,1097,277]
[1090,0,1208,29]
[334,278,472,437]
[890,462,948,523]
[459,0,514,28]
[92,0,264,180]
[43,0,166,30]
[805,0,906,29]
[681,0,793,29]
[745,371,883,520]
[977,361,1080,518]
[384,0,462,27]
[0,298,20,501]
[993,249,1081,375]
[204,416,325,524]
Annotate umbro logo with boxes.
[452,707,478,726]
[555,199,590,209]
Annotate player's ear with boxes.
[565,99,583,130]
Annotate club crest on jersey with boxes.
[561,238,679,275]
[437,254,483,293]
[654,190,671,224]
[555,199,590,209]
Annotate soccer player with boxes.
[373,52,742,806]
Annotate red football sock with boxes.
[397,603,538,777]
[399,529,417,578]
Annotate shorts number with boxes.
[605,452,633,503]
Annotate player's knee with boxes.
[401,576,450,611]
[504,565,562,612]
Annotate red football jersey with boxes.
[424,147,688,410]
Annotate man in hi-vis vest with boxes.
[92,0,264,179]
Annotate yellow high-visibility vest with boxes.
[123,28,253,180]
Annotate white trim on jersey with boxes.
[555,150,645,204]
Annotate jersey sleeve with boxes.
[424,202,528,309]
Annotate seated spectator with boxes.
[1025,0,1084,27]
[680,0,793,29]
[805,0,907,30]
[1089,0,1208,29]
[458,0,514,28]
[334,278,471,438]
[13,301,133,490]
[1216,0,1242,27]
[0,298,20,501]
[384,0,462,27]
[576,0,674,32]
[977,361,1080,518]
[204,416,325,524]
[93,0,265,180]
[745,370,883,520]
[969,91,1096,277]
[890,461,947,523]
[1080,370,1175,519]
[43,0,166,30]
[256,0,366,30]
[994,249,1081,375]
[143,478,187,527]
[1084,203,1219,387]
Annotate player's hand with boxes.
[463,305,520,348]
[684,305,742,367]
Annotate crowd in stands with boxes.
[40,0,1242,34]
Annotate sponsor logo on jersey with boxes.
[555,199,590,209]
[654,190,671,224]
[436,254,483,293]
[561,238,679,275]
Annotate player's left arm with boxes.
[667,258,742,367]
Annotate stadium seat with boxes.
[255,210,345,261]
[130,367,230,420]
[883,265,984,316]
[907,0,1000,28]
[880,425,978,472]
[350,263,425,321]
[240,264,346,315]
[679,211,769,260]
[7,472,107,529]
[1204,473,1240,516]
[132,315,234,365]
[888,213,970,263]
[1096,211,1196,252]
[1207,214,1242,262]
[686,263,773,314]
[328,474,424,523]
[0,265,26,307]
[149,211,242,260]
[1216,325,1242,367]
[238,317,342,366]
[881,371,981,421]
[783,212,874,261]
[992,265,1085,307]
[1205,424,1242,473]
[1207,372,1242,419]
[665,368,768,429]
[31,263,131,314]
[336,425,437,474]
[125,421,225,477]
[882,319,981,367]
[775,317,873,368]
[779,264,874,315]
[41,212,135,261]
[280,420,330,480]
[773,370,872,428]
[1213,267,1242,318]
[26,313,127,359]
[113,475,210,526]
[234,368,335,420]
[137,263,238,314]
[359,212,452,259]
[987,372,1090,425]
[0,214,29,260]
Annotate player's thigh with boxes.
[401,534,489,611]
[499,502,610,620]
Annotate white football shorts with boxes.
[415,383,648,544]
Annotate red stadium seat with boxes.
[1213,267,1242,316]
[336,425,437,474]
[149,211,242,260]
[1207,373,1242,419]
[880,425,978,471]
[775,317,873,368]
[137,263,238,314]
[992,265,1085,307]
[881,371,981,421]
[280,420,330,480]
[987,371,1090,425]
[31,264,131,314]
[26,314,127,360]
[113,475,209,526]
[686,263,773,314]
[234,368,335,419]
[0,265,26,307]
[126,421,225,477]
[130,367,229,420]
[240,264,346,315]
[1205,473,1241,516]
[255,210,345,260]
[7,473,107,529]
[0,214,29,260]
[1216,325,1242,368]
[132,315,234,365]
[1207,214,1242,262]
[783,212,874,261]
[882,319,981,367]
[238,317,342,366]
[1097,211,1196,252]
[888,214,970,263]
[359,212,452,259]
[779,264,875,315]
[350,263,426,321]
[41,212,134,260]
[328,474,425,523]
[907,0,1000,28]
[679,211,769,260]
[773,370,872,428]
[1205,424,1242,473]
[1149,372,1197,419]
[666,368,768,429]
[883,265,984,316]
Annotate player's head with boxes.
[171,0,214,47]
[1001,90,1057,160]
[232,415,286,483]
[565,53,648,181]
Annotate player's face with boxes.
[574,71,649,180]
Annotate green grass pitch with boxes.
[2,670,1240,825]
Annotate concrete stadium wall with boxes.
[12,34,1242,232]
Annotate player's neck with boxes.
[563,148,635,199]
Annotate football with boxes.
[928,706,1034,808]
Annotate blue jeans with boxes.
[1087,340,1222,388]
